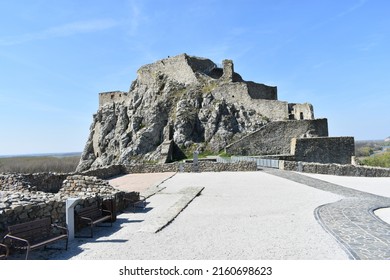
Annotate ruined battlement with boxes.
[98,54,278,109]
[99,91,128,107]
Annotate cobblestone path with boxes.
[264,168,390,260]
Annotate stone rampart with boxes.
[137,53,206,86]
[291,136,354,164]
[79,165,124,179]
[99,91,128,107]
[280,161,390,177]
[0,173,68,193]
[246,81,277,100]
[250,99,289,121]
[123,161,257,173]
[288,103,314,120]
[225,119,329,156]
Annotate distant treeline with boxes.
[358,152,390,168]
[0,155,80,173]
[355,139,390,168]
[355,140,387,157]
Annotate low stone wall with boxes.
[1,173,68,193]
[280,160,390,177]
[79,165,124,179]
[0,173,33,192]
[0,190,62,236]
[0,174,127,235]
[123,161,257,173]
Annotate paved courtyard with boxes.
[17,169,390,260]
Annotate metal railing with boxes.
[216,156,279,169]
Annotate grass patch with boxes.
[359,152,390,168]
[201,81,218,94]
[218,151,231,158]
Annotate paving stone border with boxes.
[264,168,390,260]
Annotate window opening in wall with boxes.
[300,112,304,120]
[111,95,114,99]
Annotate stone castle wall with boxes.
[291,136,355,164]
[250,99,289,121]
[288,103,314,120]
[225,119,329,156]
[137,54,206,86]
[99,91,128,107]
[280,160,390,177]
[123,161,257,173]
[246,82,277,100]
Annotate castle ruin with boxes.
[77,53,354,171]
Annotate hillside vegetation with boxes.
[359,152,390,168]
[355,140,390,168]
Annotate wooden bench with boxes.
[0,243,9,260]
[3,217,68,259]
[75,204,112,238]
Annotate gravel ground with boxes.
[40,171,349,260]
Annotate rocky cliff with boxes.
[77,53,312,171]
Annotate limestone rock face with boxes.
[77,53,307,171]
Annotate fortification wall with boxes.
[0,173,68,193]
[250,99,289,121]
[246,82,277,100]
[280,161,390,177]
[99,91,128,107]
[79,165,124,179]
[291,136,354,164]
[225,119,329,156]
[186,55,216,74]
[210,82,286,120]
[137,54,204,86]
[288,103,314,120]
[123,161,257,173]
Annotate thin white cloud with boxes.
[355,33,384,52]
[336,0,368,18]
[0,19,119,46]
[128,0,142,35]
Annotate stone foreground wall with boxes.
[280,161,390,177]
[291,136,355,164]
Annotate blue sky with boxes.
[0,0,389,156]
